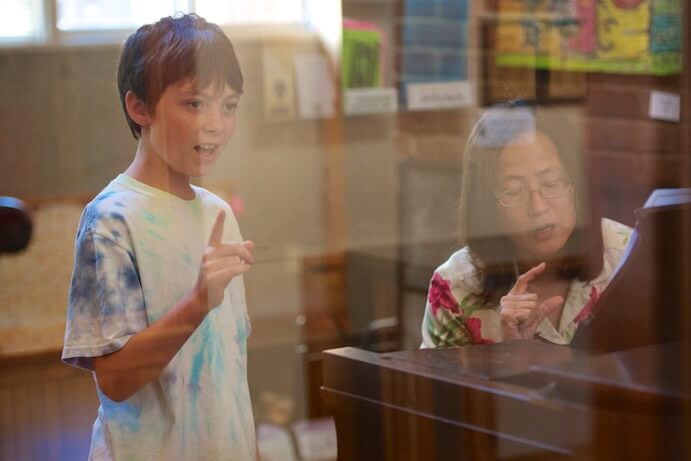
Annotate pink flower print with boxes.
[464,317,493,344]
[428,273,460,316]
[574,286,600,324]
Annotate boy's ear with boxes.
[125,91,151,127]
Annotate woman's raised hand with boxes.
[500,262,564,341]
[195,210,255,311]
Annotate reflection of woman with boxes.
[421,103,632,347]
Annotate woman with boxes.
[421,102,632,347]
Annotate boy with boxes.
[62,13,259,460]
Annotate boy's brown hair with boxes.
[117,13,243,139]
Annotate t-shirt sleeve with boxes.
[421,269,495,348]
[62,229,147,371]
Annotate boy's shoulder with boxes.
[191,185,240,228]
[77,176,142,244]
[86,181,131,211]
[191,184,229,209]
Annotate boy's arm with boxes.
[93,286,207,402]
[93,211,254,402]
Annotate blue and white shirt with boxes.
[63,174,256,461]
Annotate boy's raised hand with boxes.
[499,262,563,341]
[195,210,255,311]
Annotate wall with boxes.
[0,30,460,374]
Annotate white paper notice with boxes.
[262,47,296,121]
[649,90,681,122]
[344,87,398,115]
[406,81,474,110]
[293,53,336,119]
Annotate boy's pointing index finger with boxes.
[208,210,225,246]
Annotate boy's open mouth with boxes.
[195,144,217,158]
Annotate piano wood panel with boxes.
[323,343,593,460]
[323,342,690,461]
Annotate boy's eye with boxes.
[186,100,202,109]
[224,102,238,113]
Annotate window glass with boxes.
[1,0,44,41]
[56,0,190,31]
[195,0,305,25]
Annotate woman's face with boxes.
[494,131,577,261]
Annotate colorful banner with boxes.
[495,0,682,75]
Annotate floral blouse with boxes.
[421,218,632,348]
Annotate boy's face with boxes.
[146,78,239,179]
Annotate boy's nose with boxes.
[201,111,224,133]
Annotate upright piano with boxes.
[322,189,691,460]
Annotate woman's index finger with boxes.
[510,262,546,295]
[208,210,226,246]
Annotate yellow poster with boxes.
[494,0,680,75]
[597,0,650,59]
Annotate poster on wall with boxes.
[294,52,337,119]
[262,45,297,121]
[399,0,474,110]
[341,18,399,115]
[495,0,682,75]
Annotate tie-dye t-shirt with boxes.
[62,174,256,461]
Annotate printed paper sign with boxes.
[343,87,398,115]
[649,90,681,122]
[406,81,474,110]
[293,53,336,119]
[262,46,296,121]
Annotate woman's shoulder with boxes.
[590,218,634,288]
[434,246,482,291]
[600,217,633,252]
[424,247,500,347]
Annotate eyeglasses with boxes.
[494,178,573,208]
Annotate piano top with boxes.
[325,340,689,403]
[529,340,689,400]
[380,340,585,381]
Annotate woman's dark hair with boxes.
[459,100,603,304]
[117,13,244,139]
